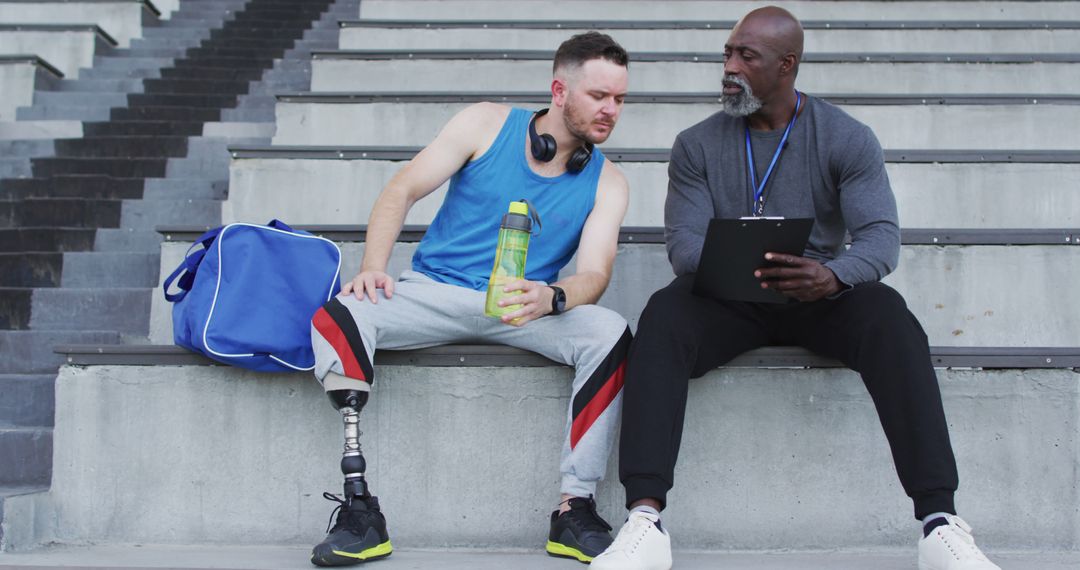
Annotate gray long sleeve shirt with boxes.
[665,95,900,288]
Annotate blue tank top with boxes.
[412,107,606,290]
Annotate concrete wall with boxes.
[223,157,1080,229]
[0,30,102,78]
[311,59,1077,95]
[357,0,1080,21]
[340,26,1080,54]
[0,60,35,121]
[150,241,1080,347]
[0,2,152,47]
[23,363,1078,551]
[272,101,1080,150]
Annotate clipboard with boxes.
[692,217,814,304]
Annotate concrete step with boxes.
[83,120,202,136]
[30,92,127,108]
[0,330,120,373]
[222,153,1080,229]
[0,375,53,428]
[15,106,110,122]
[60,251,159,287]
[1,544,1078,569]
[119,198,221,230]
[271,97,1080,150]
[15,361,1076,551]
[120,46,189,58]
[0,140,53,158]
[91,56,174,71]
[160,65,264,81]
[309,55,1080,95]
[0,121,81,141]
[127,92,241,109]
[110,105,221,122]
[147,238,1080,347]
[0,427,50,486]
[76,66,160,80]
[0,1,157,47]
[51,78,146,93]
[93,228,162,252]
[142,178,226,200]
[356,0,1080,20]
[339,23,1080,53]
[0,253,61,287]
[0,158,31,179]
[142,77,253,94]
[0,28,105,79]
[22,288,149,333]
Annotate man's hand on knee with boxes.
[341,269,396,303]
[754,253,843,302]
[497,279,554,327]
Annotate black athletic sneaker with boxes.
[546,495,614,563]
[310,492,392,566]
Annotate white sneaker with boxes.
[918,515,1001,570]
[589,511,672,570]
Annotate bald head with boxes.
[733,6,804,70]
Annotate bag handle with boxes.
[267,219,294,232]
[162,227,222,303]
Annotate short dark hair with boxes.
[553,31,629,75]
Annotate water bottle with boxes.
[484,201,533,318]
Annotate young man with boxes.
[308,32,632,566]
[591,8,1000,570]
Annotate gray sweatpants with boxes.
[311,270,632,497]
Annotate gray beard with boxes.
[720,76,763,117]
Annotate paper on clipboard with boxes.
[692,217,814,304]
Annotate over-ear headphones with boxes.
[528,108,594,174]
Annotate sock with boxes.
[922,512,951,537]
[630,505,661,519]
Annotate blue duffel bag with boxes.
[162,220,342,372]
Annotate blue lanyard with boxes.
[745,90,802,217]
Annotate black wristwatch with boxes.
[548,286,567,316]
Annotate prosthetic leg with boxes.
[310,387,393,567]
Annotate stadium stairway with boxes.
[2,1,1080,568]
[0,0,358,544]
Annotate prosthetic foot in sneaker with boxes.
[918,515,1001,570]
[589,510,672,570]
[311,492,392,566]
[546,496,614,563]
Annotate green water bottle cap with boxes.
[508,201,529,216]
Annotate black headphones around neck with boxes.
[528,108,594,174]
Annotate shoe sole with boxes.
[311,540,393,566]
[546,540,593,564]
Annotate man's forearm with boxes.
[360,188,411,272]
[553,270,610,309]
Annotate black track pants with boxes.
[618,274,958,520]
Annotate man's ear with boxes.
[551,77,568,107]
[779,53,798,77]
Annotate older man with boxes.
[591,8,999,570]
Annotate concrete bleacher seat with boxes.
[0,55,61,120]
[311,51,1080,94]
[220,146,1080,229]
[356,0,1080,21]
[0,24,117,78]
[270,93,1080,150]
[0,0,168,48]
[147,227,1080,348]
[6,0,1080,563]
[338,19,1080,53]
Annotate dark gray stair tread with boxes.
[52,78,147,92]
[341,19,1080,30]
[0,176,144,200]
[0,374,55,428]
[155,224,1080,246]
[275,91,1080,106]
[313,49,1080,64]
[31,157,168,178]
[0,287,30,329]
[160,67,264,80]
[143,78,253,93]
[94,228,163,252]
[127,93,242,108]
[0,330,121,373]
[54,343,1080,370]
[0,253,61,287]
[0,427,51,486]
[226,145,1080,164]
[110,106,222,122]
[54,136,189,158]
[0,140,54,158]
[0,197,124,229]
[0,228,97,252]
[83,120,203,136]
[59,252,160,288]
